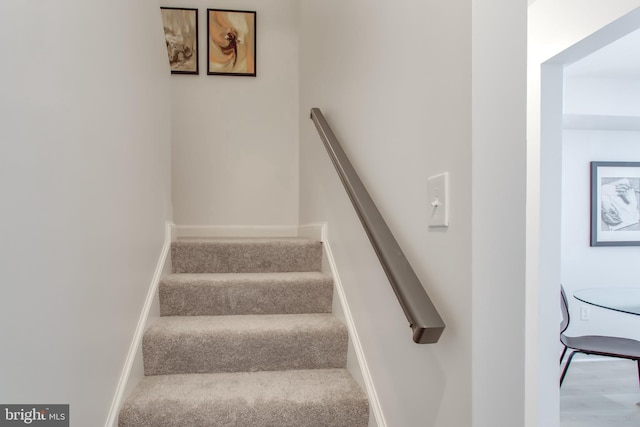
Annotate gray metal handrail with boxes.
[310,108,445,344]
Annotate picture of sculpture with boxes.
[161,8,198,75]
[591,162,640,246]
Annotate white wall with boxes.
[299,1,526,426]
[528,2,640,427]
[0,1,172,426]
[565,78,640,117]
[164,0,299,226]
[471,1,527,427]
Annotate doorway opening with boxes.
[535,7,640,427]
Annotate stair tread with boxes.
[159,272,334,316]
[143,314,348,375]
[146,313,344,334]
[124,368,366,402]
[171,238,323,274]
[119,369,369,427]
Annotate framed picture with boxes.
[207,9,256,76]
[160,7,198,74]
[591,161,640,246]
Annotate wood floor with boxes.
[561,358,640,426]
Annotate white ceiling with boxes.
[564,28,640,79]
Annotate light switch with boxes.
[428,172,449,227]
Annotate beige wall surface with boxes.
[0,1,173,425]
[298,1,526,426]
[164,0,300,226]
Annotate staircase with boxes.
[119,237,369,427]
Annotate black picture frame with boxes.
[160,7,199,75]
[591,161,640,246]
[207,9,256,77]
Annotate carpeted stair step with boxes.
[171,238,322,274]
[159,272,334,316]
[118,368,369,427]
[143,313,347,375]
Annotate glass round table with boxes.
[574,288,640,316]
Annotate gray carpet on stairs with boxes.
[142,313,348,375]
[171,238,322,273]
[119,237,369,427]
[159,272,333,316]
[119,369,369,427]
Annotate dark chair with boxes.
[560,285,640,386]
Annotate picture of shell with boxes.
[207,9,256,76]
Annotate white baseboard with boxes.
[104,221,174,427]
[315,223,387,427]
[175,225,299,238]
[296,223,324,240]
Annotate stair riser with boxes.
[171,241,322,273]
[143,328,348,375]
[159,279,333,316]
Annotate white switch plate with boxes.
[580,305,590,321]
[428,172,449,227]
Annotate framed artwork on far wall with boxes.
[160,7,199,74]
[591,161,640,246]
[207,9,256,76]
